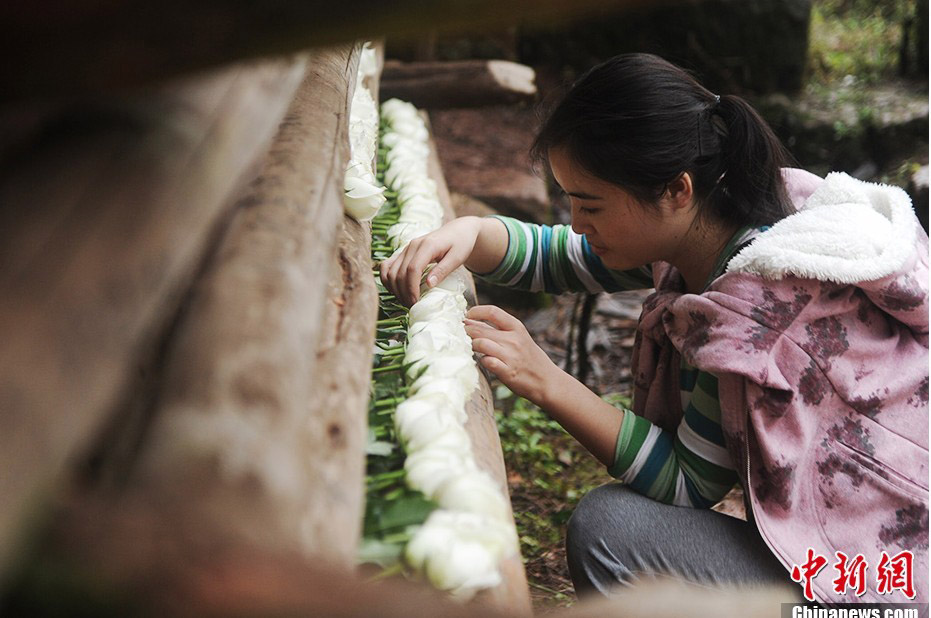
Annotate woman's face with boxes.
[548,147,686,271]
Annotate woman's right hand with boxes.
[379,216,484,306]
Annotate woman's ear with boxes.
[664,172,694,211]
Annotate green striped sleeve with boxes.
[607,370,738,508]
[477,216,653,293]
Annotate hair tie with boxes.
[713,94,721,106]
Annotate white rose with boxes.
[394,395,460,432]
[391,121,429,143]
[386,222,431,248]
[407,355,479,395]
[434,511,517,557]
[397,177,438,201]
[405,510,516,599]
[398,212,444,231]
[401,387,469,423]
[406,377,470,419]
[386,141,430,164]
[382,98,420,122]
[403,418,472,456]
[406,352,474,381]
[433,470,509,521]
[394,400,463,451]
[406,331,471,367]
[427,270,468,295]
[404,515,456,571]
[404,447,473,496]
[379,130,404,150]
[385,163,429,191]
[409,290,467,323]
[343,165,385,221]
[359,42,379,79]
[425,537,501,599]
[398,193,441,212]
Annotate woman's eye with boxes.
[579,206,598,215]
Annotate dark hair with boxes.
[531,53,795,227]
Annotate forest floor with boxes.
[482,290,641,611]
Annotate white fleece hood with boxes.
[726,172,920,284]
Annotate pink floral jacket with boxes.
[631,170,929,604]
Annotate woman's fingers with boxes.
[478,354,509,377]
[426,249,463,289]
[463,318,504,341]
[470,336,508,359]
[465,304,523,332]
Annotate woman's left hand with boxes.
[463,305,559,405]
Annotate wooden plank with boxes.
[12,491,793,616]
[0,0,646,103]
[124,45,367,566]
[381,60,536,109]
[424,115,534,616]
[0,57,308,577]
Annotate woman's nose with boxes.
[571,216,591,236]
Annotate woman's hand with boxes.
[463,305,560,405]
[379,217,484,307]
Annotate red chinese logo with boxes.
[790,548,918,602]
[876,550,916,599]
[832,551,868,597]
[791,548,829,601]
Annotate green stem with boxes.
[366,562,405,583]
[372,363,404,374]
[369,469,405,482]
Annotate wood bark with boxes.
[125,45,369,566]
[0,56,308,576]
[5,492,796,616]
[380,60,536,109]
[0,0,644,103]
[425,116,533,616]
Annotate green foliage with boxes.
[808,0,911,84]
[494,386,630,607]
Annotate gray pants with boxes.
[566,483,799,598]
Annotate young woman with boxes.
[379,54,928,605]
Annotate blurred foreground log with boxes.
[381,60,536,109]
[0,0,643,103]
[119,44,370,565]
[2,492,793,617]
[0,55,308,577]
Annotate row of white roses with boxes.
[344,43,387,221]
[379,99,518,600]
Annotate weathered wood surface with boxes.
[7,493,795,616]
[0,0,645,103]
[381,60,536,109]
[127,45,369,566]
[425,116,534,616]
[0,57,308,577]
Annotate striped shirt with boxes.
[480,216,763,508]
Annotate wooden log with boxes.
[0,0,643,103]
[0,57,308,577]
[123,45,368,566]
[380,60,536,109]
[424,115,533,616]
[2,488,792,616]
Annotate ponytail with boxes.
[714,95,795,226]
[531,53,796,228]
